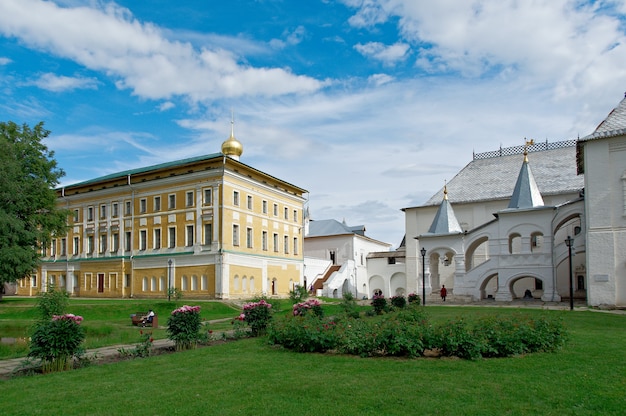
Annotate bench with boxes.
[130,312,158,327]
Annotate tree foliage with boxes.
[0,121,67,287]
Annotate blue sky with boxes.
[1,0,625,247]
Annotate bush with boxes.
[407,293,420,304]
[371,294,387,315]
[289,285,308,304]
[268,314,337,353]
[434,319,484,360]
[35,284,69,321]
[241,299,273,336]
[339,292,360,319]
[29,314,85,373]
[390,295,407,309]
[293,298,324,317]
[167,305,202,350]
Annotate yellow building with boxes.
[15,127,307,299]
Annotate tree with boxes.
[0,122,68,292]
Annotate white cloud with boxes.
[0,0,323,101]
[26,73,99,92]
[0,57,11,65]
[354,41,410,66]
[159,101,175,112]
[344,0,626,98]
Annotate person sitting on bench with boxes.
[142,309,155,326]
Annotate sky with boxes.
[1,0,625,248]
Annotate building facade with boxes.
[15,128,307,299]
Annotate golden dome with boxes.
[221,119,243,160]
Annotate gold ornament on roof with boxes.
[523,138,535,162]
[221,113,243,160]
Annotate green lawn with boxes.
[0,305,624,415]
[0,298,241,358]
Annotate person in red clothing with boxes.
[440,285,447,302]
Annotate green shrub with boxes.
[339,292,360,319]
[241,299,273,336]
[371,295,387,315]
[289,285,308,304]
[167,305,202,350]
[268,314,337,353]
[390,295,407,309]
[29,314,85,373]
[407,293,420,304]
[35,284,69,321]
[293,298,324,317]
[335,318,378,357]
[434,319,484,360]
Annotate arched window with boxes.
[142,277,148,291]
[509,233,522,254]
[191,275,198,291]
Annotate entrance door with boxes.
[98,273,105,293]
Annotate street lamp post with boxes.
[564,236,574,311]
[167,259,172,302]
[421,247,426,306]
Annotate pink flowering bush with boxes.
[293,298,324,317]
[241,299,273,336]
[29,313,85,373]
[167,305,202,350]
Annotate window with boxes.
[284,236,289,253]
[140,198,147,213]
[186,191,194,207]
[153,229,161,249]
[233,191,240,206]
[87,236,94,254]
[284,207,288,220]
[262,231,268,251]
[125,232,132,252]
[112,203,119,217]
[262,200,267,214]
[154,196,161,212]
[51,239,56,256]
[273,233,279,252]
[73,237,80,255]
[247,195,253,210]
[125,274,131,288]
[293,237,298,255]
[73,209,79,223]
[293,210,298,222]
[100,234,107,253]
[125,201,132,216]
[60,238,67,256]
[233,224,240,246]
[139,230,147,251]
[203,223,212,246]
[168,227,176,248]
[246,227,253,248]
[186,225,194,247]
[112,233,119,252]
[87,206,94,221]
[273,203,278,216]
[203,188,212,205]
[168,194,176,210]
[100,204,107,219]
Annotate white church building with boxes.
[301,94,625,309]
[401,94,626,308]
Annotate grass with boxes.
[0,298,241,358]
[0,304,624,415]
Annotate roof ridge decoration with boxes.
[427,183,462,234]
[508,141,544,209]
